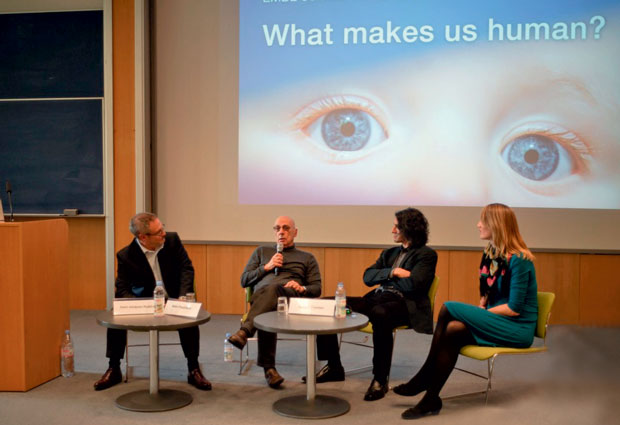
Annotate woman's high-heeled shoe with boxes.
[401,395,442,420]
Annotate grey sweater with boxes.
[240,245,322,297]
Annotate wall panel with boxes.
[580,255,620,326]
[68,218,106,310]
[533,252,580,324]
[448,251,481,306]
[206,245,257,314]
[69,239,620,327]
[324,248,383,298]
[112,0,136,254]
[185,244,207,304]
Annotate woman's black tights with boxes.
[407,304,475,397]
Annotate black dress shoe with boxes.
[264,367,284,389]
[187,368,212,391]
[302,364,345,383]
[401,395,442,420]
[393,378,427,397]
[363,379,388,401]
[93,367,122,391]
[228,329,248,350]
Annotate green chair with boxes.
[454,291,555,403]
[341,276,440,382]
[238,286,303,374]
[238,287,257,374]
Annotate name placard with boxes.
[113,298,154,315]
[164,300,202,318]
[288,298,336,317]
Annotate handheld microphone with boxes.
[275,242,283,276]
[5,181,13,222]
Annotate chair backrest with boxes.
[428,276,440,313]
[536,291,555,339]
[245,286,253,303]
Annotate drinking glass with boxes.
[277,296,288,314]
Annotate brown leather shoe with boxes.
[228,329,248,350]
[264,367,284,389]
[188,368,212,391]
[93,367,122,391]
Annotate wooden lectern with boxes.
[0,219,69,391]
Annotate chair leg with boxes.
[238,339,252,375]
[342,329,399,379]
[342,331,373,375]
[124,343,129,383]
[484,356,497,405]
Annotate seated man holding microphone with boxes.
[227,216,322,388]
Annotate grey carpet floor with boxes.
[1,311,618,424]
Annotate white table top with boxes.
[254,311,368,335]
[96,309,211,331]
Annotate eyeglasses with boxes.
[273,225,292,232]
[145,224,165,236]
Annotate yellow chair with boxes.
[454,291,555,403]
[341,276,440,381]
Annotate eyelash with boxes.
[499,123,593,188]
[293,95,389,133]
[291,95,389,162]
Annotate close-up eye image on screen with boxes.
[238,0,620,209]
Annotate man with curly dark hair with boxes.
[309,208,437,402]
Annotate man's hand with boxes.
[284,280,305,293]
[264,253,283,272]
[392,267,411,278]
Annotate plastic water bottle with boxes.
[224,333,234,362]
[154,280,165,317]
[335,282,347,318]
[60,330,74,377]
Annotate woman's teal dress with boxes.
[444,255,538,348]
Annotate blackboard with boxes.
[0,100,103,215]
[0,11,104,215]
[0,11,103,98]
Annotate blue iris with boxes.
[321,108,370,151]
[505,135,559,181]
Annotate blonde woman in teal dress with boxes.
[394,203,538,420]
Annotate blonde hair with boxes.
[481,203,534,261]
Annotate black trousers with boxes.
[242,284,303,369]
[316,290,410,383]
[106,326,200,366]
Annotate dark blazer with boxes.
[115,232,195,299]
[363,245,437,334]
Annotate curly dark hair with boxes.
[395,207,429,248]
